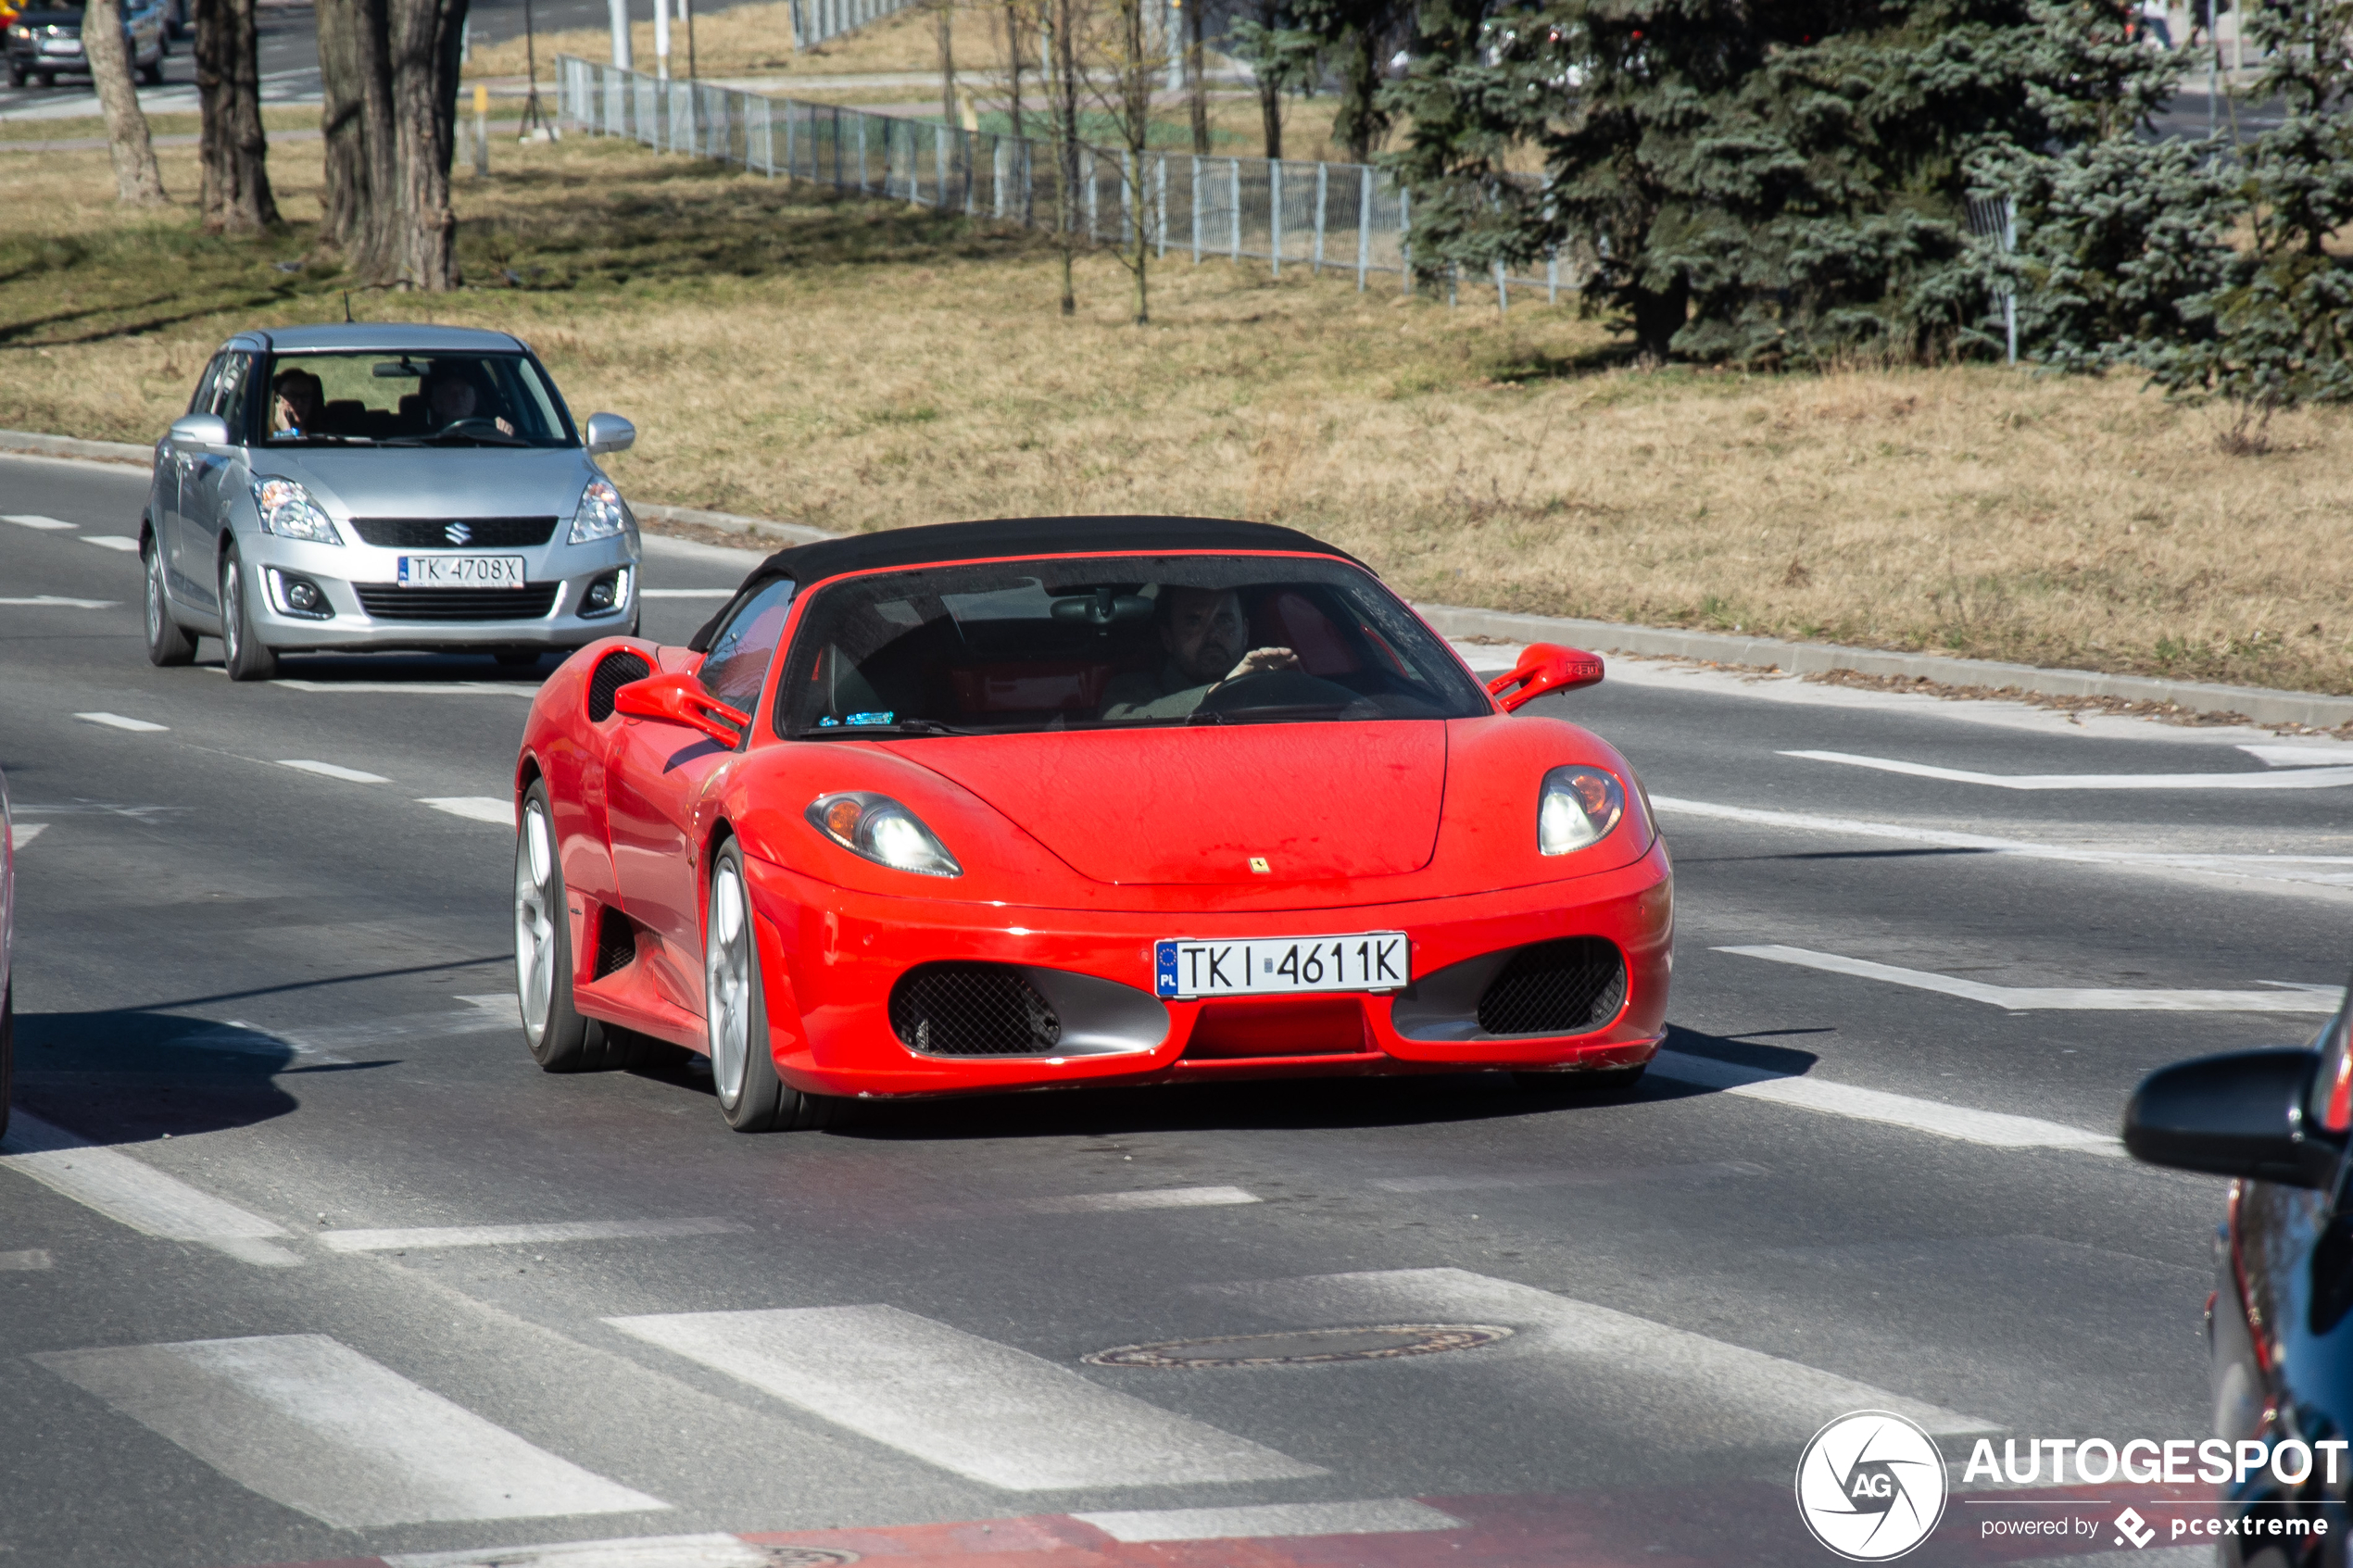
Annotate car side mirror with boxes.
[1488,643,1604,713]
[585,412,635,456]
[612,671,749,749]
[170,413,230,447]
[2123,1047,2337,1187]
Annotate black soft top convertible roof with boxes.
[686,515,1361,653]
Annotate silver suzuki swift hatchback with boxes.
[143,323,643,681]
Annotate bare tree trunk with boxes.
[1332,21,1381,163]
[319,0,400,272]
[195,0,280,232]
[83,0,167,205]
[1186,0,1206,154]
[1252,0,1279,158]
[385,0,469,288]
[1112,0,1150,323]
[1002,0,1025,140]
[1050,0,1080,315]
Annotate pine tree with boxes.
[2137,0,2353,446]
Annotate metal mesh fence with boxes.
[557,55,1575,302]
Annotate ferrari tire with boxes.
[514,784,656,1073]
[706,839,828,1133]
[1514,1063,1646,1098]
[219,543,278,682]
[144,535,197,667]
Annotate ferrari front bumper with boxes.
[739,839,1674,1098]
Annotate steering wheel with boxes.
[434,416,510,438]
[1196,669,1361,714]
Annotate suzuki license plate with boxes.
[397,554,526,588]
[1154,933,1409,999]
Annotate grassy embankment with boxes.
[3,123,2349,696]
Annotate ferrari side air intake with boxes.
[1476,937,1629,1036]
[890,963,1064,1057]
[587,648,653,722]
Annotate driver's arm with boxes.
[1221,646,1301,682]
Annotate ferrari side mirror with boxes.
[2123,1047,2336,1187]
[612,671,749,748]
[1489,643,1604,712]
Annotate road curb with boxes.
[0,428,151,466]
[1409,605,2353,730]
[10,427,2347,728]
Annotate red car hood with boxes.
[883,723,1449,885]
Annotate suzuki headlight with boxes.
[249,478,342,545]
[568,478,631,545]
[1538,766,1625,855]
[806,792,962,878]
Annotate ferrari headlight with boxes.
[1538,766,1625,855]
[249,478,342,545]
[568,479,630,545]
[806,792,962,878]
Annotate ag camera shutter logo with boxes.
[1795,1411,1948,1561]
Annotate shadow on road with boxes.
[7,1007,310,1146]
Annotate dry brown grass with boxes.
[6,129,2351,695]
[462,0,949,82]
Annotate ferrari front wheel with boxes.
[706,840,828,1133]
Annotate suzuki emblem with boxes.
[445,521,472,545]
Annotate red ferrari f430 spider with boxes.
[510,517,1673,1130]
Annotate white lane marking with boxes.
[278,759,391,784]
[1649,1049,2120,1154]
[266,680,538,697]
[80,534,140,552]
[1194,1267,1998,1441]
[638,588,736,599]
[388,1535,774,1568]
[0,1248,55,1270]
[0,596,117,608]
[74,711,168,733]
[9,822,44,849]
[1371,1160,1768,1194]
[32,1334,667,1527]
[1075,1499,1465,1543]
[1650,796,2353,888]
[1719,943,2346,1014]
[322,1218,745,1254]
[1783,747,2353,791]
[2244,744,2353,768]
[419,796,514,825]
[0,1112,303,1264]
[607,1304,1324,1490]
[3,513,76,530]
[178,995,521,1066]
[1014,1185,1261,1214]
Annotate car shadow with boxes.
[6,1007,319,1148]
[195,649,555,687]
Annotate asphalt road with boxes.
[3,448,2351,1568]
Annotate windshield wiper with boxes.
[797,718,977,738]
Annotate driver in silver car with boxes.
[424,367,516,437]
[1100,586,1300,720]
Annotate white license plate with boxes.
[1154,933,1409,999]
[397,554,525,588]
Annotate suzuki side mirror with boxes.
[585,412,635,456]
[612,671,748,749]
[1489,643,1604,713]
[2123,1047,2337,1187]
[170,413,230,447]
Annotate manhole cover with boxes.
[1083,1323,1513,1369]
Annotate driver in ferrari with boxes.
[1100,586,1302,720]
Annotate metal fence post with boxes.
[1546,253,1557,305]
[993,137,1008,218]
[1190,156,1202,262]
[1269,160,1282,277]
[1229,157,1240,260]
[1155,154,1166,258]
[1120,150,1134,246]
[1399,186,1412,295]
[1492,259,1507,314]
[1356,166,1371,290]
[856,113,868,194]
[935,122,950,210]
[1086,148,1100,240]
[1312,161,1326,275]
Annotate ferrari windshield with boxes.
[255,351,575,447]
[773,555,1493,738]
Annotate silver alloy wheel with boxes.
[145,546,168,645]
[706,862,751,1110]
[514,803,557,1044]
[220,557,245,666]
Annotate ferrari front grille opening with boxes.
[586,649,653,722]
[889,963,1063,1057]
[1475,937,1629,1036]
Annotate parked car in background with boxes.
[5,0,165,87]
[145,323,643,682]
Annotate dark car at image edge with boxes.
[6,0,164,88]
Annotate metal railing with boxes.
[788,0,924,52]
[555,55,1579,302]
